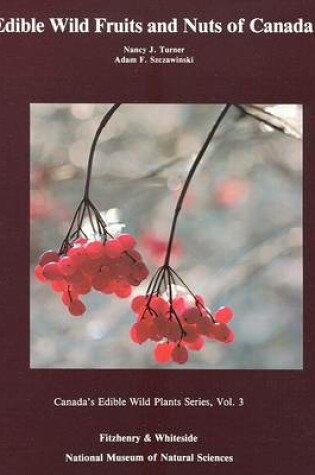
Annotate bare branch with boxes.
[235,104,302,139]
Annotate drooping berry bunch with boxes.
[130,265,234,364]
[129,104,235,364]
[35,197,149,316]
[34,103,149,316]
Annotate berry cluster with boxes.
[35,234,149,316]
[129,266,234,364]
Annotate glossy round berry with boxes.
[131,295,146,313]
[58,256,79,276]
[34,265,47,283]
[62,290,79,306]
[67,246,87,264]
[100,281,115,294]
[128,249,142,261]
[42,262,63,281]
[127,274,142,287]
[154,342,173,363]
[187,335,204,351]
[171,345,189,364]
[150,296,169,316]
[130,323,140,344]
[118,233,136,251]
[114,281,132,299]
[85,241,104,259]
[130,320,150,344]
[153,315,170,334]
[132,262,149,280]
[68,299,86,316]
[39,250,59,267]
[214,306,234,324]
[172,297,186,316]
[105,239,123,259]
[80,257,101,274]
[182,307,201,324]
[183,326,198,343]
[71,281,92,295]
[197,317,215,336]
[111,260,129,280]
[212,322,231,342]
[165,320,182,342]
[225,328,235,344]
[51,280,67,292]
[73,237,87,245]
[148,323,163,342]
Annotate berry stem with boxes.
[83,103,121,200]
[164,104,231,267]
[59,104,121,253]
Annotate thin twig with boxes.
[235,104,301,139]
[164,104,231,266]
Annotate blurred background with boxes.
[30,103,303,369]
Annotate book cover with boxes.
[0,1,313,473]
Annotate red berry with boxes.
[73,237,87,245]
[132,262,149,281]
[165,320,182,342]
[58,256,79,276]
[182,307,201,324]
[62,289,79,305]
[212,323,231,342]
[81,257,101,275]
[64,270,86,285]
[126,274,142,286]
[183,326,198,343]
[154,342,173,363]
[131,295,146,313]
[187,335,204,351]
[118,233,136,251]
[42,262,63,281]
[172,297,186,316]
[39,250,59,267]
[153,315,170,334]
[68,299,86,316]
[148,323,163,342]
[128,249,142,261]
[100,281,115,294]
[118,252,132,267]
[111,259,130,279]
[215,306,234,324]
[225,328,235,344]
[67,246,87,264]
[130,324,140,343]
[70,281,92,295]
[130,320,150,344]
[114,281,132,299]
[150,296,169,316]
[85,241,104,259]
[105,239,123,259]
[197,317,215,336]
[92,266,111,291]
[51,280,67,292]
[171,345,189,364]
[34,265,47,282]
